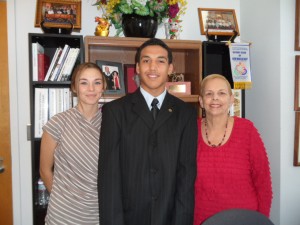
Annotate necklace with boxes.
[204,116,229,148]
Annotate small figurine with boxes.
[94,17,111,37]
[166,19,182,39]
[168,73,185,82]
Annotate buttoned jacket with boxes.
[98,89,198,225]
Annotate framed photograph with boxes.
[230,89,242,117]
[295,0,300,50]
[96,60,125,95]
[165,82,191,95]
[295,56,300,110]
[198,8,239,36]
[124,64,140,93]
[294,112,300,166]
[35,0,82,29]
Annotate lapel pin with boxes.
[168,108,173,112]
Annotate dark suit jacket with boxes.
[98,89,198,225]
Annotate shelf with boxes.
[171,94,199,103]
[29,33,84,225]
[32,81,71,86]
[84,36,202,111]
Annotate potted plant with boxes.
[93,0,187,37]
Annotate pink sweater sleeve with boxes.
[249,123,273,217]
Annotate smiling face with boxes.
[74,67,105,107]
[136,45,173,96]
[200,76,234,117]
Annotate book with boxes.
[38,54,50,81]
[48,88,57,119]
[44,47,62,81]
[50,44,70,81]
[48,48,64,81]
[34,88,49,138]
[55,88,64,114]
[63,48,80,81]
[32,42,44,81]
[56,48,74,81]
[63,88,72,111]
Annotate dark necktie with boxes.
[151,98,159,120]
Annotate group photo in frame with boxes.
[35,0,82,29]
[96,60,125,95]
[198,8,239,36]
[123,64,140,93]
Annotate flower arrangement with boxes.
[93,0,187,36]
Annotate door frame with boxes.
[0,2,12,224]
[7,1,24,224]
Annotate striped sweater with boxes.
[43,107,101,225]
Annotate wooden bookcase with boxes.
[84,36,202,112]
[28,33,84,225]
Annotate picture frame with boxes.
[165,82,191,95]
[294,112,300,166]
[198,8,239,36]
[123,64,140,93]
[295,0,300,50]
[96,60,125,95]
[35,0,82,29]
[295,56,300,110]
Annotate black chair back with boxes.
[201,209,274,225]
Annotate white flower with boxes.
[139,0,147,6]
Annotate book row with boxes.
[32,42,80,82]
[34,88,77,138]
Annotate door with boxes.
[0,2,13,225]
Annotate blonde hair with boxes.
[200,74,232,97]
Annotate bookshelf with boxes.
[28,33,84,225]
[84,36,202,112]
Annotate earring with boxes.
[228,110,230,116]
[202,108,206,118]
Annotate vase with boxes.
[122,14,158,38]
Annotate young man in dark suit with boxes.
[98,38,198,225]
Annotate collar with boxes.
[140,87,166,110]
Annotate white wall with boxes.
[8,0,297,224]
[240,0,281,224]
[241,0,300,224]
[279,1,300,225]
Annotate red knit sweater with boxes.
[193,117,272,225]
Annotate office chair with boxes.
[201,209,274,225]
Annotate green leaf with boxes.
[152,1,167,13]
[135,7,150,16]
[119,4,133,14]
[110,13,122,29]
[114,28,123,37]
[131,0,150,16]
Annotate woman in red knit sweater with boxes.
[194,74,273,225]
